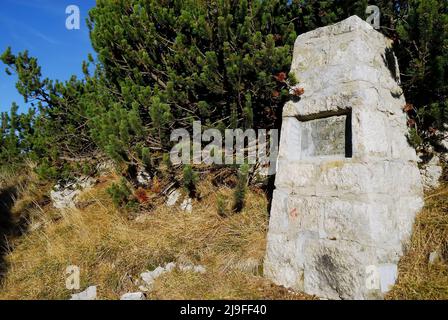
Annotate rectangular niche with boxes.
[299,111,352,158]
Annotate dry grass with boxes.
[387,184,448,300]
[3,167,446,300]
[0,174,311,300]
[0,162,51,220]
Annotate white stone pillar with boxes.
[264,16,424,300]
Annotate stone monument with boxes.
[264,16,424,300]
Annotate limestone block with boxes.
[275,161,317,190]
[303,239,372,300]
[265,16,424,300]
[267,190,290,234]
[277,117,301,161]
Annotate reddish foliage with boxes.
[292,87,305,97]
[272,90,280,98]
[135,188,149,204]
[274,72,287,82]
[403,103,414,113]
[273,34,282,42]
[407,119,416,127]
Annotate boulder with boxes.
[50,176,95,209]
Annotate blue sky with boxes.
[0,0,96,113]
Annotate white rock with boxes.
[50,188,79,209]
[50,177,95,209]
[120,292,146,300]
[164,262,176,272]
[140,264,171,291]
[166,190,181,207]
[429,251,442,265]
[180,198,193,213]
[70,286,97,300]
[178,265,193,272]
[137,170,152,187]
[265,16,424,300]
[140,266,165,288]
[377,264,398,294]
[420,156,442,190]
[193,265,207,274]
[139,262,206,292]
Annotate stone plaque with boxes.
[300,114,351,158]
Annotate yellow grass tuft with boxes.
[387,184,448,300]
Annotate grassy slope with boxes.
[0,173,310,300]
[0,168,446,300]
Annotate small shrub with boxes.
[407,127,423,148]
[141,147,152,172]
[107,178,134,208]
[217,194,228,217]
[233,164,250,213]
[183,165,199,198]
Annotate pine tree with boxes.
[1,0,446,180]
[0,104,21,164]
[0,48,95,177]
[87,0,304,159]
[182,165,199,198]
[393,0,448,149]
[232,163,249,213]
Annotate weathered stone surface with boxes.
[70,286,97,300]
[120,292,146,300]
[300,115,348,158]
[265,16,424,300]
[420,155,442,190]
[166,189,181,207]
[429,250,442,265]
[50,176,95,209]
[139,262,206,292]
[180,197,193,213]
[137,169,152,187]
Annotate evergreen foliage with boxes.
[0,0,446,182]
[107,177,138,209]
[0,49,94,177]
[233,163,249,213]
[182,164,199,197]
